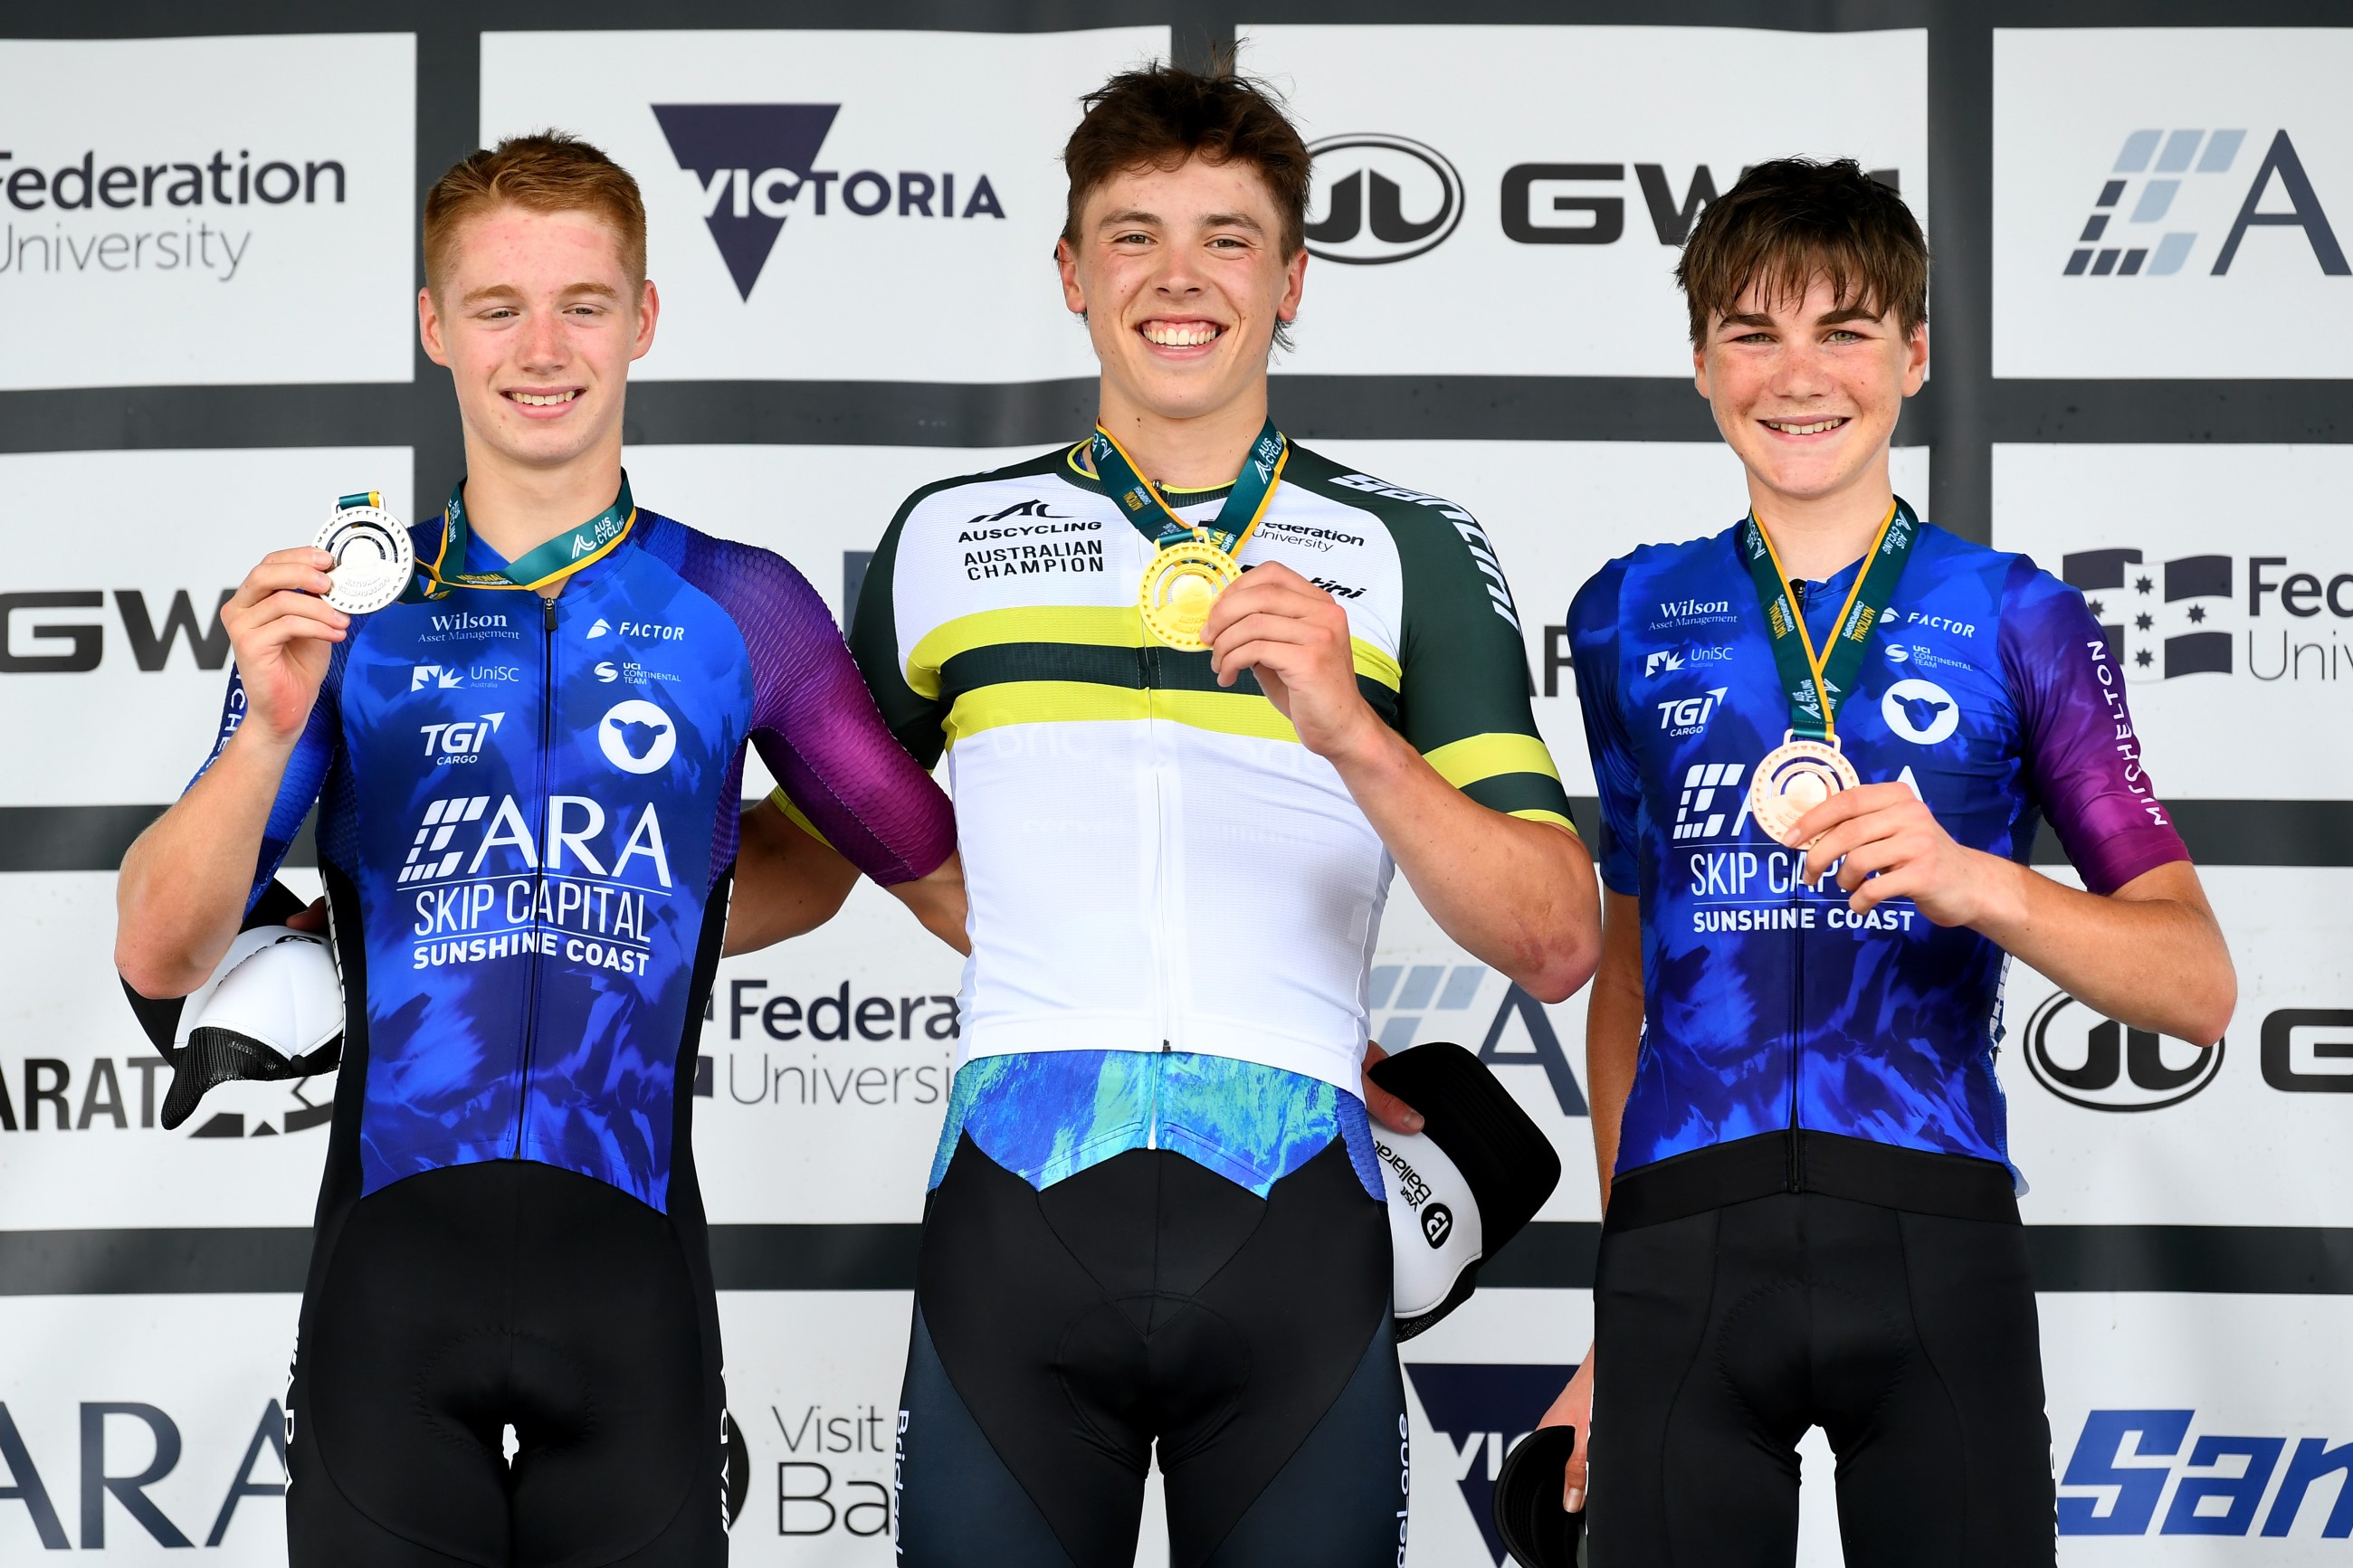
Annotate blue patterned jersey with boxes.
[195,507,953,1212]
[1569,518,2188,1183]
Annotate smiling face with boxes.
[1693,269,1928,513]
[1057,153,1306,432]
[418,204,658,475]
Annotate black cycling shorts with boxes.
[286,1159,729,1567]
[895,1134,1408,1568]
[1588,1139,2055,1567]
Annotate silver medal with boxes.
[313,501,414,615]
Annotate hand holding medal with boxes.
[1739,501,1917,850]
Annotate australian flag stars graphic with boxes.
[2062,547,2234,678]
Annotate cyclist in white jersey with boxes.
[772,61,1603,1568]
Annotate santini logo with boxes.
[2062,128,2347,279]
[652,103,1006,300]
[1302,134,1463,264]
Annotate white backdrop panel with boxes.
[478,29,1167,385]
[1991,443,2353,799]
[1236,25,1928,377]
[1994,29,2353,379]
[2007,867,2353,1228]
[0,35,415,390]
[0,449,414,809]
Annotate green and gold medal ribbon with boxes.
[407,473,637,601]
[1084,421,1287,651]
[1087,419,1287,555]
[1738,498,1920,741]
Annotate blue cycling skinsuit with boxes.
[844,439,1574,1568]
[188,482,954,1567]
[1568,508,2191,1566]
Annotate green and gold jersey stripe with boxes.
[944,683,1308,748]
[1422,731,1562,790]
[907,605,1400,699]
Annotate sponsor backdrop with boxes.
[1,4,2348,1564]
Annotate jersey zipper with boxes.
[1785,577,1807,1193]
[510,592,559,1159]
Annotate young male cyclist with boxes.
[843,61,1602,1568]
[115,134,958,1566]
[1542,158,2234,1565]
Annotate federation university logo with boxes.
[652,103,1008,300]
[2063,128,2347,279]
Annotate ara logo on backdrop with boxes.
[2062,128,2348,280]
[1302,134,1464,264]
[2023,991,2224,1111]
[650,103,1007,300]
[2062,547,2353,683]
[1404,1363,1577,1565]
[2057,1409,2353,1538]
[1368,964,1588,1117]
[0,1057,331,1139]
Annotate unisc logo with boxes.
[2023,992,2224,1111]
[651,103,1006,300]
[1303,134,1464,264]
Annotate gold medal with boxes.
[1138,539,1240,651]
[1748,731,1862,849]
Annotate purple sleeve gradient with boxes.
[2000,557,2191,896]
[681,535,954,887]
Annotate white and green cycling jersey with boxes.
[838,438,1573,1112]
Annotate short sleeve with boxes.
[1393,508,1576,833]
[1568,562,1643,896]
[1999,557,2191,896]
[689,537,954,888]
[849,499,951,771]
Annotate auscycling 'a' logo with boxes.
[651,103,1007,301]
[2064,128,2348,279]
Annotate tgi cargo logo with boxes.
[2062,546,2353,683]
[2057,1409,2353,1537]
[2022,992,2224,1111]
[2062,128,2347,280]
[1302,134,1463,264]
[651,103,1006,300]
[1403,1363,1574,1566]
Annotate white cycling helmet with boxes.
[153,925,344,1130]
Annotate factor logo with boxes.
[1303,133,1464,264]
[598,699,677,774]
[2024,991,2224,1111]
[1881,678,1960,745]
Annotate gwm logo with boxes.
[652,103,1006,300]
[2023,992,2224,1111]
[2063,128,2347,279]
[1302,134,1463,264]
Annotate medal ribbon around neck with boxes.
[1739,497,1919,742]
[1739,498,1919,848]
[408,472,637,601]
[1088,420,1288,651]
